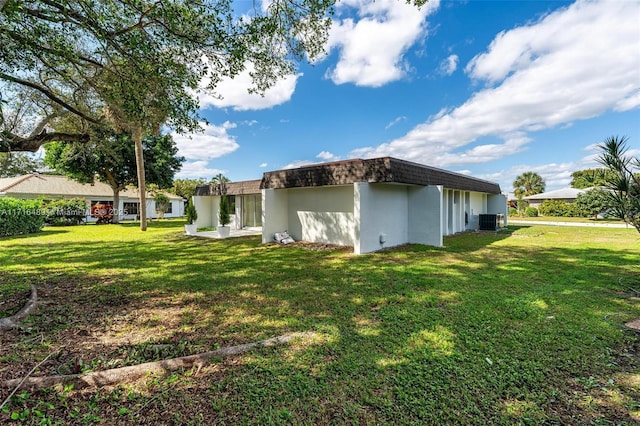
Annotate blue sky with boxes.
[172,0,640,193]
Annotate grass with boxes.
[0,219,639,425]
[509,215,628,224]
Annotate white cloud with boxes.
[350,0,640,167]
[172,121,239,160]
[316,151,340,162]
[198,63,300,111]
[176,161,224,180]
[259,162,268,168]
[325,0,440,87]
[282,159,317,169]
[385,116,407,130]
[439,54,459,76]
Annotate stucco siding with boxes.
[408,185,443,246]
[262,189,289,243]
[286,185,355,244]
[355,183,408,254]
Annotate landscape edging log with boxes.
[1,332,317,391]
[0,285,37,331]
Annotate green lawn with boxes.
[0,220,639,425]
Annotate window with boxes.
[165,202,173,214]
[123,202,139,215]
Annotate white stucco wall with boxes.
[355,183,409,254]
[488,193,508,226]
[408,185,443,247]
[287,185,355,245]
[466,192,486,230]
[262,189,289,243]
[193,195,214,228]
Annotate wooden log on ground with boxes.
[1,332,317,391]
[0,285,37,331]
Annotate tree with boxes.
[0,152,42,177]
[170,178,207,202]
[574,188,612,219]
[153,193,170,220]
[570,168,616,189]
[513,172,546,212]
[596,136,640,233]
[44,130,184,224]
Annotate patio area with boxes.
[188,228,262,239]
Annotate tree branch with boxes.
[1,130,90,152]
[0,72,100,126]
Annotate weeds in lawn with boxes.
[0,220,638,424]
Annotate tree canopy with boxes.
[597,135,639,233]
[44,130,184,223]
[0,152,42,177]
[570,168,616,189]
[513,171,546,199]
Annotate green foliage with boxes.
[574,188,612,219]
[42,198,86,226]
[570,168,616,189]
[153,193,170,219]
[0,152,42,177]
[513,172,546,199]
[524,206,539,217]
[538,200,579,217]
[597,135,640,233]
[219,195,231,227]
[170,178,206,200]
[185,200,197,224]
[0,197,44,236]
[508,207,518,216]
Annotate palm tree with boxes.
[513,171,546,200]
[597,135,639,233]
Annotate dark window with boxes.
[123,202,139,215]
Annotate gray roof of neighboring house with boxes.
[0,174,184,200]
[523,187,588,200]
[194,158,502,196]
[261,157,502,194]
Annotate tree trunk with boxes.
[133,125,147,231]
[111,186,120,224]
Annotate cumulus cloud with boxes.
[439,54,459,76]
[176,161,225,180]
[259,162,268,168]
[198,63,300,111]
[282,159,317,169]
[350,0,640,167]
[316,151,340,162]
[172,121,239,160]
[325,0,440,87]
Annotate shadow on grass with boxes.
[0,224,638,424]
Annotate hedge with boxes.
[42,198,87,226]
[0,197,45,237]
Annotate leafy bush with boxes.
[574,189,611,219]
[0,197,45,236]
[219,195,231,226]
[42,198,87,226]
[538,200,580,217]
[525,207,538,217]
[185,199,197,224]
[508,207,518,216]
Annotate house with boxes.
[522,187,588,209]
[193,157,507,254]
[0,174,185,222]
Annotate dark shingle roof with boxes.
[195,158,501,196]
[194,179,262,196]
[261,157,502,194]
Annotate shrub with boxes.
[508,207,518,216]
[575,189,611,219]
[0,197,45,236]
[538,200,575,217]
[42,198,87,225]
[525,207,538,217]
[219,195,231,226]
[185,199,197,224]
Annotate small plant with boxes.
[185,200,197,224]
[219,195,231,227]
[525,206,538,217]
[154,193,170,220]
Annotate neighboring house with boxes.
[0,174,185,222]
[194,157,507,254]
[523,187,588,209]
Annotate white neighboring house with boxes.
[522,187,589,209]
[0,174,185,222]
[193,157,508,254]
